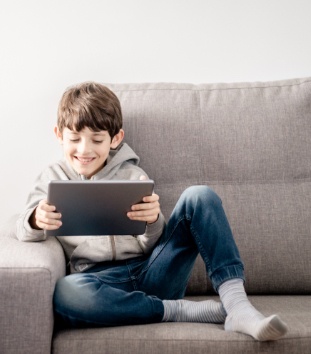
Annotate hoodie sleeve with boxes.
[16,161,75,242]
[136,212,165,254]
[16,170,50,242]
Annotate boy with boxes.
[16,82,288,341]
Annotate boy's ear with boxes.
[54,126,63,144]
[110,129,124,149]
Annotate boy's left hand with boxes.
[127,193,160,224]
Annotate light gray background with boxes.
[0,0,310,225]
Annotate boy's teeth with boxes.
[77,157,92,162]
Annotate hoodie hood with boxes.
[96,142,140,179]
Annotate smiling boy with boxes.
[59,128,123,179]
[16,82,288,341]
[39,84,158,231]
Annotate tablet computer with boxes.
[46,180,154,236]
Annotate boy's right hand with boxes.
[29,199,62,231]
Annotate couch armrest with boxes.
[0,215,66,354]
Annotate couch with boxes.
[1,77,310,354]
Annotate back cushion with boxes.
[108,78,311,295]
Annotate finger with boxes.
[42,204,58,213]
[142,193,159,203]
[39,222,61,232]
[37,221,62,231]
[139,175,148,181]
[127,206,160,220]
[35,210,62,229]
[39,200,58,212]
[37,215,62,227]
[132,194,159,209]
[131,201,159,211]
[127,212,155,220]
[128,209,157,217]
[37,209,62,221]
[36,210,62,229]
[127,212,159,224]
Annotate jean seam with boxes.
[126,263,138,290]
[92,272,132,285]
[189,220,212,277]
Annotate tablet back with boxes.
[46,180,154,236]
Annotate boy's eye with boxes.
[93,140,103,144]
[70,139,80,142]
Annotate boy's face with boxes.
[55,126,124,179]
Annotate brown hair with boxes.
[57,82,122,138]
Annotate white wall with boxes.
[0,0,310,225]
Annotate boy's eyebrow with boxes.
[92,132,109,136]
[68,131,108,136]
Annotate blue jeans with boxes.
[53,186,244,327]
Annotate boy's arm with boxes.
[17,200,62,242]
[16,206,46,242]
[136,212,165,254]
[127,191,165,253]
[16,172,50,242]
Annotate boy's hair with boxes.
[57,82,122,138]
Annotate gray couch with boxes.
[1,77,311,354]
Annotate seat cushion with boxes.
[52,295,311,354]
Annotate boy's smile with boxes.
[75,157,96,165]
[55,126,124,179]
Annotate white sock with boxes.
[218,278,288,341]
[162,299,226,323]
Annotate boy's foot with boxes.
[219,278,288,341]
[225,311,288,341]
[162,299,226,323]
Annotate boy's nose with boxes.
[77,141,91,154]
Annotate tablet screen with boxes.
[46,180,154,236]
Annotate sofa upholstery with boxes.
[0,77,310,354]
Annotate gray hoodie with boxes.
[16,143,165,273]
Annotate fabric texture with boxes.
[0,77,310,353]
[0,215,66,354]
[108,78,311,295]
[52,296,311,354]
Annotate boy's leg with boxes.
[53,263,164,328]
[136,186,287,340]
[53,185,233,328]
[54,185,287,338]
[137,185,244,298]
[132,185,241,325]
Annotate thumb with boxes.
[139,175,148,181]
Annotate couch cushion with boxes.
[52,295,311,354]
[107,78,311,295]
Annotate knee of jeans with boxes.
[53,277,72,308]
[181,185,222,209]
[53,275,85,312]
